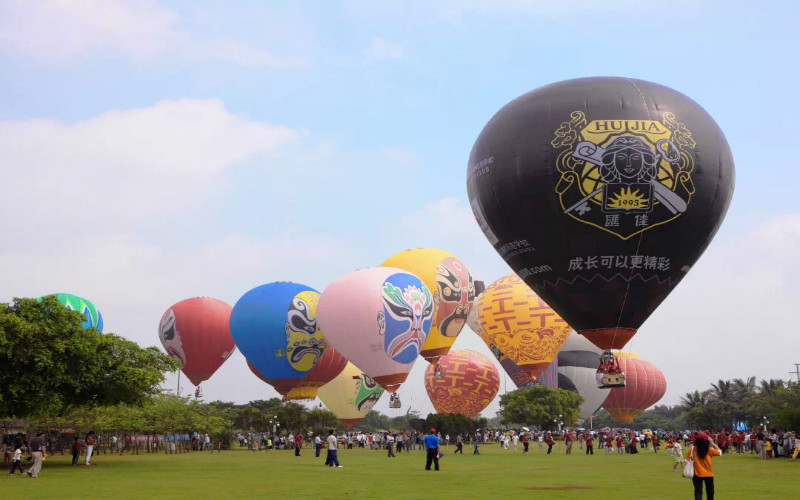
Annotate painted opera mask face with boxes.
[380,273,434,363]
[285,290,326,372]
[435,257,475,337]
[159,308,186,366]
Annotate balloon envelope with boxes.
[286,346,348,400]
[318,362,385,430]
[602,352,666,423]
[424,349,500,418]
[467,77,735,351]
[318,267,433,393]
[230,282,327,396]
[476,274,571,379]
[40,293,104,331]
[468,292,533,388]
[557,332,611,420]
[159,297,235,386]
[382,248,475,364]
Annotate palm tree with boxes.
[760,379,786,396]
[709,379,734,401]
[731,376,757,404]
[680,390,707,410]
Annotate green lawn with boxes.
[5,442,796,499]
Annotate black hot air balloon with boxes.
[466,77,734,387]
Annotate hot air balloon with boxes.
[248,360,270,385]
[467,77,735,386]
[557,332,611,420]
[537,358,559,390]
[467,291,535,388]
[39,293,104,331]
[158,297,235,388]
[424,349,500,418]
[317,267,433,400]
[286,346,348,400]
[602,352,666,423]
[230,282,327,396]
[475,274,571,380]
[318,362,385,430]
[382,248,475,364]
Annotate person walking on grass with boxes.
[325,430,342,468]
[9,445,24,475]
[71,436,84,466]
[688,432,721,500]
[315,434,322,458]
[546,433,555,454]
[424,428,441,471]
[585,434,594,455]
[455,434,463,454]
[26,432,46,478]
[85,431,96,465]
[294,433,303,457]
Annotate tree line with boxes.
[590,377,800,431]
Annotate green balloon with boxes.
[38,293,104,331]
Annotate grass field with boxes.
[5,442,796,499]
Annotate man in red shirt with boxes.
[521,433,530,454]
[565,432,574,454]
[585,434,594,455]
[294,433,303,456]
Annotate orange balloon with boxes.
[424,349,500,418]
[476,274,571,379]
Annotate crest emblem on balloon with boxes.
[285,290,326,372]
[380,275,433,363]
[553,111,696,240]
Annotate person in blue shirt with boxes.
[424,428,441,471]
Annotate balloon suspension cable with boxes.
[610,230,646,350]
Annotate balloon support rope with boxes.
[611,230,646,348]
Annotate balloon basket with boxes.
[194,386,203,398]
[433,365,444,380]
[389,394,402,408]
[597,371,626,389]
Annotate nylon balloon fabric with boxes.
[475,274,571,379]
[39,293,104,331]
[317,267,433,393]
[467,77,735,351]
[382,248,475,364]
[424,349,500,418]
[158,297,235,387]
[602,352,666,423]
[230,282,327,396]
[318,362,385,430]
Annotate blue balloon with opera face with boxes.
[230,282,327,396]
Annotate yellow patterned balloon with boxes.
[382,248,475,364]
[477,274,571,379]
[318,362,385,430]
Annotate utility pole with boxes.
[790,363,800,383]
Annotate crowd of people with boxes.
[6,422,799,486]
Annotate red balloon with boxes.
[159,297,235,387]
[287,347,348,400]
[424,349,500,418]
[248,360,270,385]
[603,353,666,423]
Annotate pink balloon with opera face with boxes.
[317,267,434,393]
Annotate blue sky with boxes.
[1,0,799,418]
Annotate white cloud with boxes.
[0,0,302,67]
[0,98,299,246]
[366,36,405,61]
